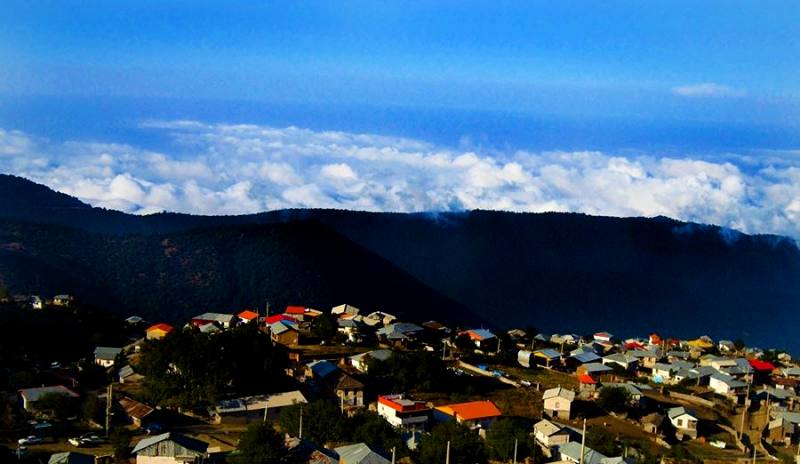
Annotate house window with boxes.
[677,419,683,427]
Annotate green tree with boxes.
[485,418,530,461]
[419,421,487,464]
[0,286,9,302]
[733,339,746,352]
[34,392,77,420]
[349,411,407,457]
[585,426,620,456]
[597,386,630,413]
[311,313,337,341]
[109,427,133,464]
[81,393,102,425]
[229,422,286,464]
[278,400,345,446]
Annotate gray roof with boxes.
[334,443,390,464]
[192,312,235,324]
[20,385,79,402]
[132,432,208,455]
[582,362,613,374]
[94,346,123,360]
[534,419,567,437]
[543,386,575,401]
[270,320,298,335]
[571,351,601,363]
[350,349,393,363]
[602,383,643,397]
[535,348,562,360]
[558,441,608,464]
[711,373,747,388]
[48,452,95,464]
[667,406,696,420]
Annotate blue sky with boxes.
[1,1,800,236]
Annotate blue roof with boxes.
[307,360,339,378]
[469,329,496,340]
[571,351,601,363]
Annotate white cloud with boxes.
[671,82,747,98]
[3,120,800,238]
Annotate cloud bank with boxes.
[2,121,800,238]
[671,82,747,98]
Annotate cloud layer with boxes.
[671,82,747,98]
[2,121,800,238]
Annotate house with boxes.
[118,365,144,384]
[146,323,174,340]
[334,443,390,464]
[459,329,497,350]
[332,304,361,317]
[578,373,599,396]
[641,412,665,435]
[52,294,74,307]
[304,360,340,381]
[336,374,365,409]
[284,437,338,464]
[48,452,95,464]
[377,394,430,429]
[648,333,662,347]
[132,432,209,464]
[749,359,777,383]
[626,350,660,369]
[602,353,639,372]
[719,340,736,352]
[364,311,397,327]
[687,337,714,350]
[577,363,613,379]
[434,400,502,429]
[118,396,156,428]
[558,441,632,464]
[349,349,393,373]
[533,348,562,368]
[31,295,44,310]
[543,387,575,420]
[532,419,572,449]
[768,417,798,446]
[337,318,363,343]
[593,332,614,344]
[211,391,307,423]
[125,315,145,325]
[191,312,236,329]
[667,407,699,440]
[94,346,123,367]
[377,323,425,345]
[709,373,747,397]
[19,385,79,411]
[422,320,451,336]
[566,350,601,369]
[270,320,300,346]
[237,309,259,324]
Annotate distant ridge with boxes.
[0,174,798,352]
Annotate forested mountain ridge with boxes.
[1,174,799,351]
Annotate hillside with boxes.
[0,174,799,351]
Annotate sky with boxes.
[1,1,800,236]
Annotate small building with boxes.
[31,295,44,310]
[48,452,95,464]
[349,349,393,373]
[558,441,632,464]
[709,373,747,397]
[334,443,390,464]
[132,432,209,464]
[667,407,698,440]
[434,400,502,429]
[190,312,236,329]
[533,419,571,449]
[118,365,143,384]
[577,363,613,379]
[19,385,79,411]
[377,394,430,429]
[270,320,300,346]
[336,374,365,409]
[767,417,797,446]
[52,294,74,307]
[533,348,562,368]
[459,329,497,350]
[211,391,307,423]
[125,315,145,325]
[118,396,156,428]
[602,353,639,372]
[94,346,123,367]
[146,323,174,340]
[304,360,340,381]
[593,332,614,344]
[332,304,361,317]
[543,386,575,420]
[640,412,665,435]
[237,309,259,324]
[285,437,338,464]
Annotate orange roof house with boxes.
[434,400,502,428]
[285,306,306,315]
[146,323,174,340]
[238,310,259,323]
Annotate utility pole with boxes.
[105,383,112,437]
[299,406,303,439]
[262,395,269,423]
[752,445,757,463]
[579,418,587,464]
[391,447,396,464]
[513,438,518,464]
[445,440,450,464]
[740,377,752,440]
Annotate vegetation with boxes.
[277,400,346,446]
[485,417,534,461]
[418,421,487,464]
[229,422,286,464]
[366,351,457,393]
[109,428,133,464]
[597,386,631,413]
[586,426,621,456]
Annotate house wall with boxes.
[543,398,572,419]
[273,331,299,346]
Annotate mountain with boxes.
[1,174,799,352]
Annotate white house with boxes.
[543,387,575,420]
[709,373,747,397]
[377,395,430,429]
[132,432,209,464]
[667,407,699,440]
[532,419,572,449]
[94,346,123,367]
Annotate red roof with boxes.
[267,314,298,325]
[436,401,502,421]
[146,323,174,333]
[284,306,306,315]
[625,341,645,350]
[749,359,776,372]
[578,373,598,384]
[238,310,259,321]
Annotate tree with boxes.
[277,400,346,446]
[229,422,286,464]
[109,428,132,464]
[34,392,77,420]
[585,426,620,456]
[82,393,102,425]
[597,386,630,413]
[311,313,337,341]
[419,421,487,464]
[485,418,530,461]
[454,334,475,352]
[733,339,746,352]
[0,286,9,302]
[349,411,407,457]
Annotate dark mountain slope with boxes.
[1,174,799,350]
[0,220,482,326]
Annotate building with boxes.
[284,437,338,464]
[146,323,174,340]
[377,394,430,429]
[593,332,614,344]
[332,304,361,317]
[334,443,390,464]
[640,412,665,435]
[237,309,259,324]
[532,419,572,449]
[190,312,236,329]
[211,391,307,423]
[52,294,74,307]
[132,432,209,464]
[459,329,497,349]
[19,385,79,411]
[434,400,502,429]
[709,373,747,397]
[336,374,365,409]
[118,397,156,428]
[602,353,639,372]
[543,386,575,420]
[349,349,393,373]
[533,348,562,368]
[558,441,632,464]
[270,320,300,346]
[94,346,123,367]
[48,452,95,464]
[667,407,699,440]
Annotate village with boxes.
[2,294,800,464]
